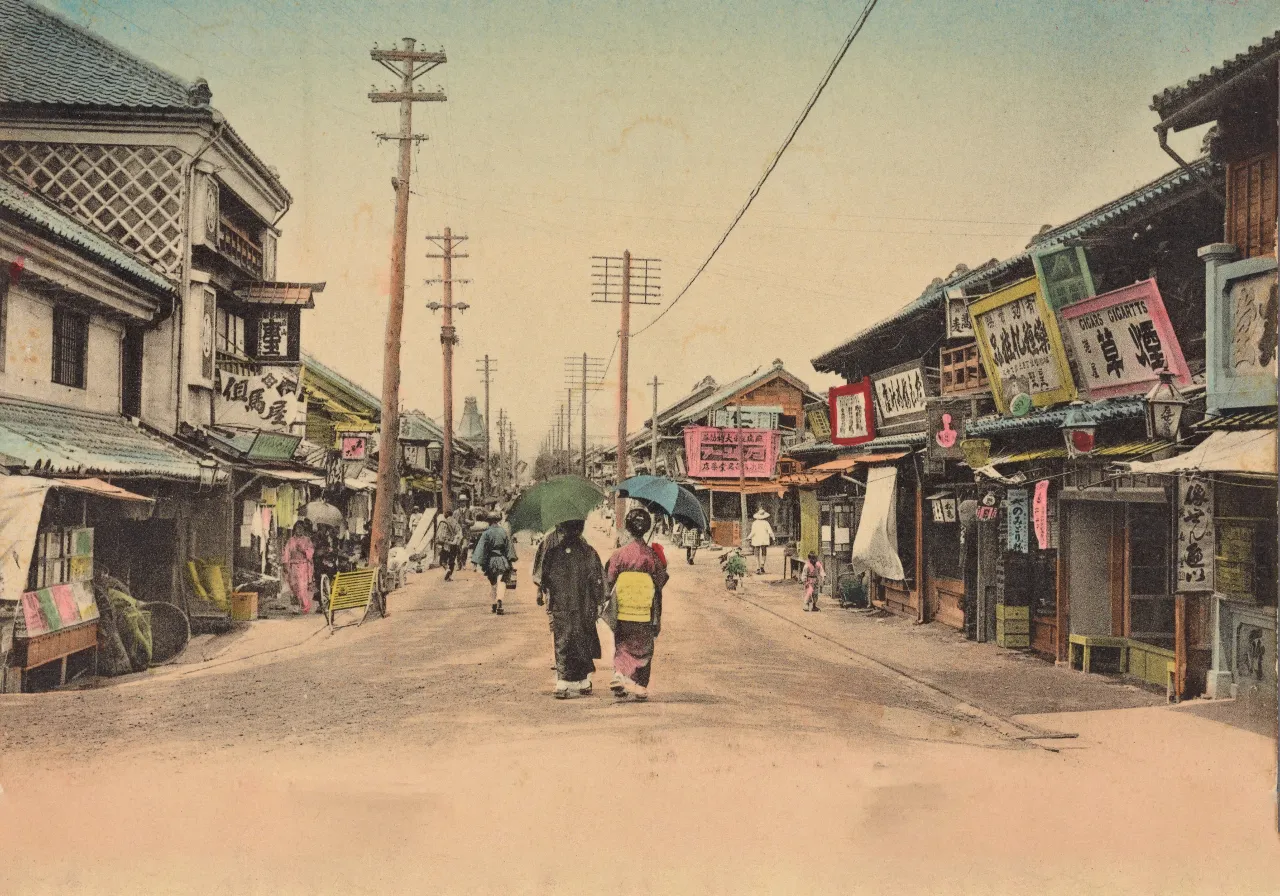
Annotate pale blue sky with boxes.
[44,0,1278,452]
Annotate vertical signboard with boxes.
[970,276,1077,415]
[1032,480,1050,550]
[1006,487,1029,554]
[829,379,875,447]
[1176,474,1215,591]
[945,287,974,340]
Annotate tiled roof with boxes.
[671,364,814,425]
[965,397,1146,438]
[0,0,196,110]
[0,175,176,292]
[0,395,209,480]
[302,353,382,416]
[400,412,444,444]
[1151,30,1280,122]
[1198,409,1278,431]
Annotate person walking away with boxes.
[605,508,669,701]
[434,511,463,581]
[539,520,606,699]
[749,509,775,575]
[282,521,316,614]
[681,524,701,565]
[472,511,517,614]
[802,552,825,612]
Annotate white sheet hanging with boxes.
[0,476,53,603]
[850,465,905,581]
[1125,429,1276,476]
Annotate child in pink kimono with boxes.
[802,552,825,612]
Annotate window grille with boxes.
[0,142,185,276]
[939,341,988,395]
[53,307,88,389]
[216,307,246,357]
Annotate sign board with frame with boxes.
[1206,254,1278,412]
[872,360,931,424]
[829,379,875,447]
[1058,278,1191,400]
[970,276,1077,415]
[945,287,974,340]
[1031,244,1096,310]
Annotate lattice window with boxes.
[939,341,988,395]
[0,142,185,276]
[52,306,88,389]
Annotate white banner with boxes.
[851,466,904,581]
[215,365,307,434]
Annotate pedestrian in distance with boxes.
[605,507,669,702]
[749,509,774,575]
[472,511,517,614]
[681,524,701,565]
[434,510,464,581]
[802,552,825,612]
[282,520,316,614]
[537,520,606,699]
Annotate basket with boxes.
[230,591,259,622]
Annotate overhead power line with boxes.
[632,0,881,338]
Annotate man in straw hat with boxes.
[748,509,775,575]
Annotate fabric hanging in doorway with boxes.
[850,466,904,581]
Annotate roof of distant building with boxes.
[670,362,815,426]
[0,174,176,292]
[302,353,382,417]
[1151,30,1280,128]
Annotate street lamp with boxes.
[1145,370,1187,442]
[197,457,219,490]
[1061,401,1098,459]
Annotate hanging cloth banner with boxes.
[1033,480,1050,550]
[850,466,904,581]
[0,476,54,603]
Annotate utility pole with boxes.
[367,38,447,582]
[476,355,496,497]
[566,388,574,470]
[425,229,470,517]
[649,375,662,476]
[736,404,748,552]
[564,354,606,479]
[592,253,660,535]
[496,409,508,494]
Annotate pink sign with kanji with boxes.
[1057,279,1190,399]
[684,427,781,478]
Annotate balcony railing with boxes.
[217,215,264,277]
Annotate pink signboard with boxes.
[1057,278,1191,399]
[683,427,781,478]
[1033,480,1050,550]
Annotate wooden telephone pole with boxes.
[649,376,662,475]
[476,356,496,497]
[592,253,660,533]
[368,39,446,582]
[565,354,607,479]
[426,229,470,516]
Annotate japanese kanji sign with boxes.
[970,276,1077,415]
[683,426,781,478]
[1058,279,1190,400]
[1006,487,1029,554]
[256,309,291,359]
[873,362,928,421]
[1033,480,1049,550]
[214,364,307,434]
[829,379,875,446]
[1176,474,1214,592]
[945,288,974,339]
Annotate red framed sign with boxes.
[1057,278,1191,400]
[829,378,875,446]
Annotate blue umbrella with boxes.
[615,475,708,532]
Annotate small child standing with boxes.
[802,552,825,612]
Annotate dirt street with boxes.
[2,522,1278,894]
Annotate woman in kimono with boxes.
[606,508,669,701]
[282,520,316,614]
[538,519,606,699]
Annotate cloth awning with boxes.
[343,468,379,492]
[850,466,904,581]
[50,477,153,503]
[1124,429,1277,476]
[687,478,786,495]
[251,467,324,485]
[776,450,910,488]
[233,282,325,308]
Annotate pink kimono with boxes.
[283,534,315,613]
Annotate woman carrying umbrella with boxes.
[606,507,668,702]
[538,519,606,699]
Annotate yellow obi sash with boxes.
[614,571,656,623]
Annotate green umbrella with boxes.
[506,475,608,534]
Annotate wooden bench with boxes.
[1067,634,1128,674]
[325,566,379,633]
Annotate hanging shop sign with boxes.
[925,398,972,461]
[1176,473,1214,592]
[682,426,781,478]
[1215,522,1255,596]
[944,287,974,340]
[1031,244,1096,310]
[1006,487,1030,553]
[872,361,929,421]
[928,492,957,523]
[829,379,875,447]
[806,406,832,442]
[256,308,292,360]
[712,406,782,429]
[1033,480,1050,550]
[1208,258,1279,411]
[976,489,999,522]
[1057,279,1191,400]
[339,434,369,461]
[215,364,307,433]
[970,276,1076,416]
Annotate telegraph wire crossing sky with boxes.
[40,0,1279,446]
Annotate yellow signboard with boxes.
[969,276,1077,415]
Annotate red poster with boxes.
[829,379,876,446]
[1033,480,1050,550]
[683,427,781,478]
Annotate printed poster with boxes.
[1176,474,1214,591]
[970,277,1077,415]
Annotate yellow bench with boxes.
[325,567,379,633]
[1068,634,1128,674]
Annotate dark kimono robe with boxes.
[540,534,606,682]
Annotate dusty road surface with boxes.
[2,520,1278,894]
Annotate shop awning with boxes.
[1124,429,1277,476]
[50,477,154,503]
[687,478,786,495]
[344,468,379,491]
[233,281,326,308]
[251,467,324,485]
[776,450,911,488]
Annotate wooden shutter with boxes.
[1226,150,1278,259]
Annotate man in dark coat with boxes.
[538,519,605,699]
